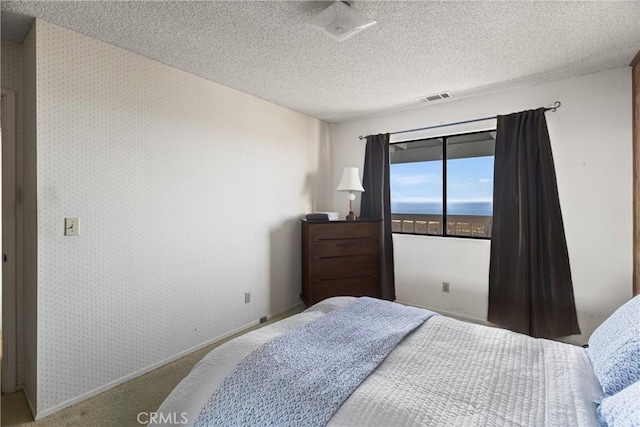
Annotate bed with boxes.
[154,296,640,427]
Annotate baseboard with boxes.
[33,304,300,420]
[23,387,36,419]
[266,301,305,320]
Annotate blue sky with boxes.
[390,156,494,204]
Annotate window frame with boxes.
[390,129,496,240]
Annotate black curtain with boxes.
[360,133,395,301]
[488,108,580,338]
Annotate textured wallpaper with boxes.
[32,20,331,416]
[1,39,24,391]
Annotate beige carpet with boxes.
[1,306,303,427]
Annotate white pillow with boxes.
[588,295,640,396]
[596,380,640,427]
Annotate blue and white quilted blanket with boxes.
[193,297,437,427]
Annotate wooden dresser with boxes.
[300,219,382,306]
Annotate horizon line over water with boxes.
[392,201,493,216]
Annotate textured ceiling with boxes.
[1,1,639,123]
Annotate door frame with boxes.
[2,87,18,393]
[632,50,640,296]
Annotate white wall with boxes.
[26,20,332,418]
[333,67,633,345]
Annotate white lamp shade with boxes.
[336,167,365,192]
[306,1,377,42]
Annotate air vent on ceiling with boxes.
[417,92,454,103]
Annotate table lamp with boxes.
[336,167,365,220]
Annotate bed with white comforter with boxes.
[155,297,607,426]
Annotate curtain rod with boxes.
[357,101,561,140]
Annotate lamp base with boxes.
[346,211,357,221]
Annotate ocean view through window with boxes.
[390,130,496,238]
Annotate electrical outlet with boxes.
[260,316,268,323]
[442,282,450,293]
[244,292,251,304]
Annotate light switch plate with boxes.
[65,217,79,236]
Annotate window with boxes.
[390,130,496,238]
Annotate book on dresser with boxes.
[300,219,382,306]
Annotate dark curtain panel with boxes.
[488,108,580,338]
[360,133,395,301]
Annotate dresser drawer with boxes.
[310,238,377,258]
[310,276,380,304]
[310,255,378,280]
[308,222,378,240]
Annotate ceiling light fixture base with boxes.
[306,1,377,42]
